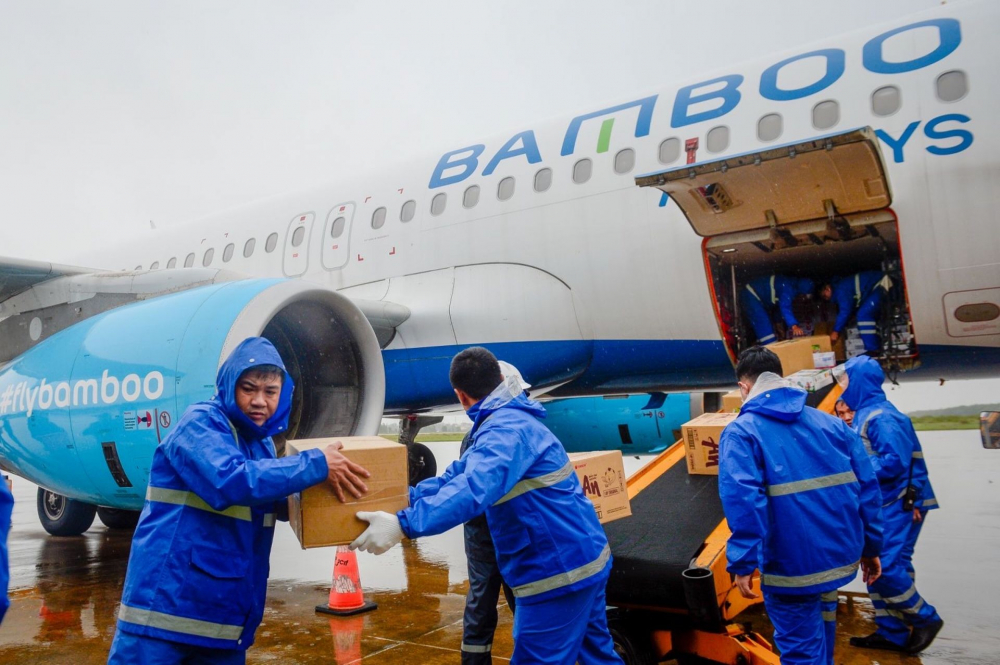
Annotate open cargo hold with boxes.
[637,128,919,380]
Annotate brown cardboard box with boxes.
[682,412,738,475]
[722,389,743,412]
[285,437,409,548]
[568,451,631,524]
[766,335,833,376]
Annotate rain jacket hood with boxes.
[795,277,816,296]
[741,372,806,423]
[841,355,886,411]
[213,337,294,439]
[468,375,546,434]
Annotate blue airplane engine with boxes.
[541,393,694,455]
[0,278,384,517]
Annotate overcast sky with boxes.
[2,0,995,411]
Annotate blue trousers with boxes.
[108,630,246,665]
[820,590,838,665]
[741,292,776,344]
[462,553,515,664]
[856,290,885,351]
[902,510,927,579]
[867,500,941,646]
[763,592,828,665]
[511,574,622,665]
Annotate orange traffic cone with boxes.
[316,546,378,616]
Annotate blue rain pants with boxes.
[902,510,927,579]
[741,289,777,344]
[763,592,828,665]
[867,500,941,646]
[856,289,885,351]
[820,590,838,665]
[108,631,246,665]
[510,572,622,665]
[462,553,515,663]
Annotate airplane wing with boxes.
[0,256,93,304]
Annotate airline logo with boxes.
[0,370,166,417]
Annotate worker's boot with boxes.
[905,618,944,654]
[849,632,907,652]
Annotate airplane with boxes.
[1,0,998,536]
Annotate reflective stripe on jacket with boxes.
[719,373,883,595]
[744,275,805,328]
[116,338,328,650]
[400,380,610,605]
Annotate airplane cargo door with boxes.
[283,212,315,277]
[322,203,355,271]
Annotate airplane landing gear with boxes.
[399,414,443,486]
[97,506,141,530]
[37,487,97,536]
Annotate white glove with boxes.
[350,511,404,555]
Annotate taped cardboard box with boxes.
[286,437,409,548]
[568,451,631,524]
[786,369,833,393]
[682,412,738,476]
[766,335,833,376]
[722,389,743,413]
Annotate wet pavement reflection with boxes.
[0,433,997,664]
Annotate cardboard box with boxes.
[568,451,631,524]
[786,369,833,393]
[681,412,738,476]
[813,351,837,369]
[722,389,743,412]
[285,437,409,548]
[766,335,833,376]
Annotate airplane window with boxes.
[658,138,680,164]
[371,207,387,230]
[573,158,592,184]
[936,70,967,102]
[167,257,177,268]
[871,86,901,116]
[463,185,480,208]
[202,248,215,267]
[498,177,515,201]
[265,232,278,252]
[614,148,635,174]
[184,253,195,268]
[812,100,840,130]
[134,265,142,271]
[223,243,234,262]
[400,200,416,222]
[291,226,306,247]
[243,238,255,258]
[150,261,160,270]
[431,192,447,216]
[757,114,782,142]
[707,126,730,153]
[534,168,552,192]
[331,216,346,237]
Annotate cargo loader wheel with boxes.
[608,615,657,665]
[37,487,97,536]
[97,506,141,530]
[407,443,437,486]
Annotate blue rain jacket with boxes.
[831,271,885,333]
[840,356,937,510]
[744,275,814,327]
[719,374,883,595]
[116,338,328,650]
[0,478,11,624]
[399,380,610,606]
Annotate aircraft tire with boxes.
[407,443,437,486]
[97,506,141,530]
[37,487,97,536]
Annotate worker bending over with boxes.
[818,270,891,352]
[108,337,371,665]
[837,356,943,654]
[457,360,524,663]
[351,347,622,665]
[741,275,814,344]
[0,476,11,625]
[719,347,883,665]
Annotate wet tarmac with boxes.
[1,431,998,664]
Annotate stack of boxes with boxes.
[844,327,866,359]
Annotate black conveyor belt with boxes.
[605,459,725,609]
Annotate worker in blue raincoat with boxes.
[818,270,891,352]
[740,275,814,344]
[108,337,372,665]
[351,347,622,665]
[836,356,943,654]
[458,361,524,663]
[719,347,883,665]
[0,476,12,625]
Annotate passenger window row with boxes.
[142,232,280,271]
